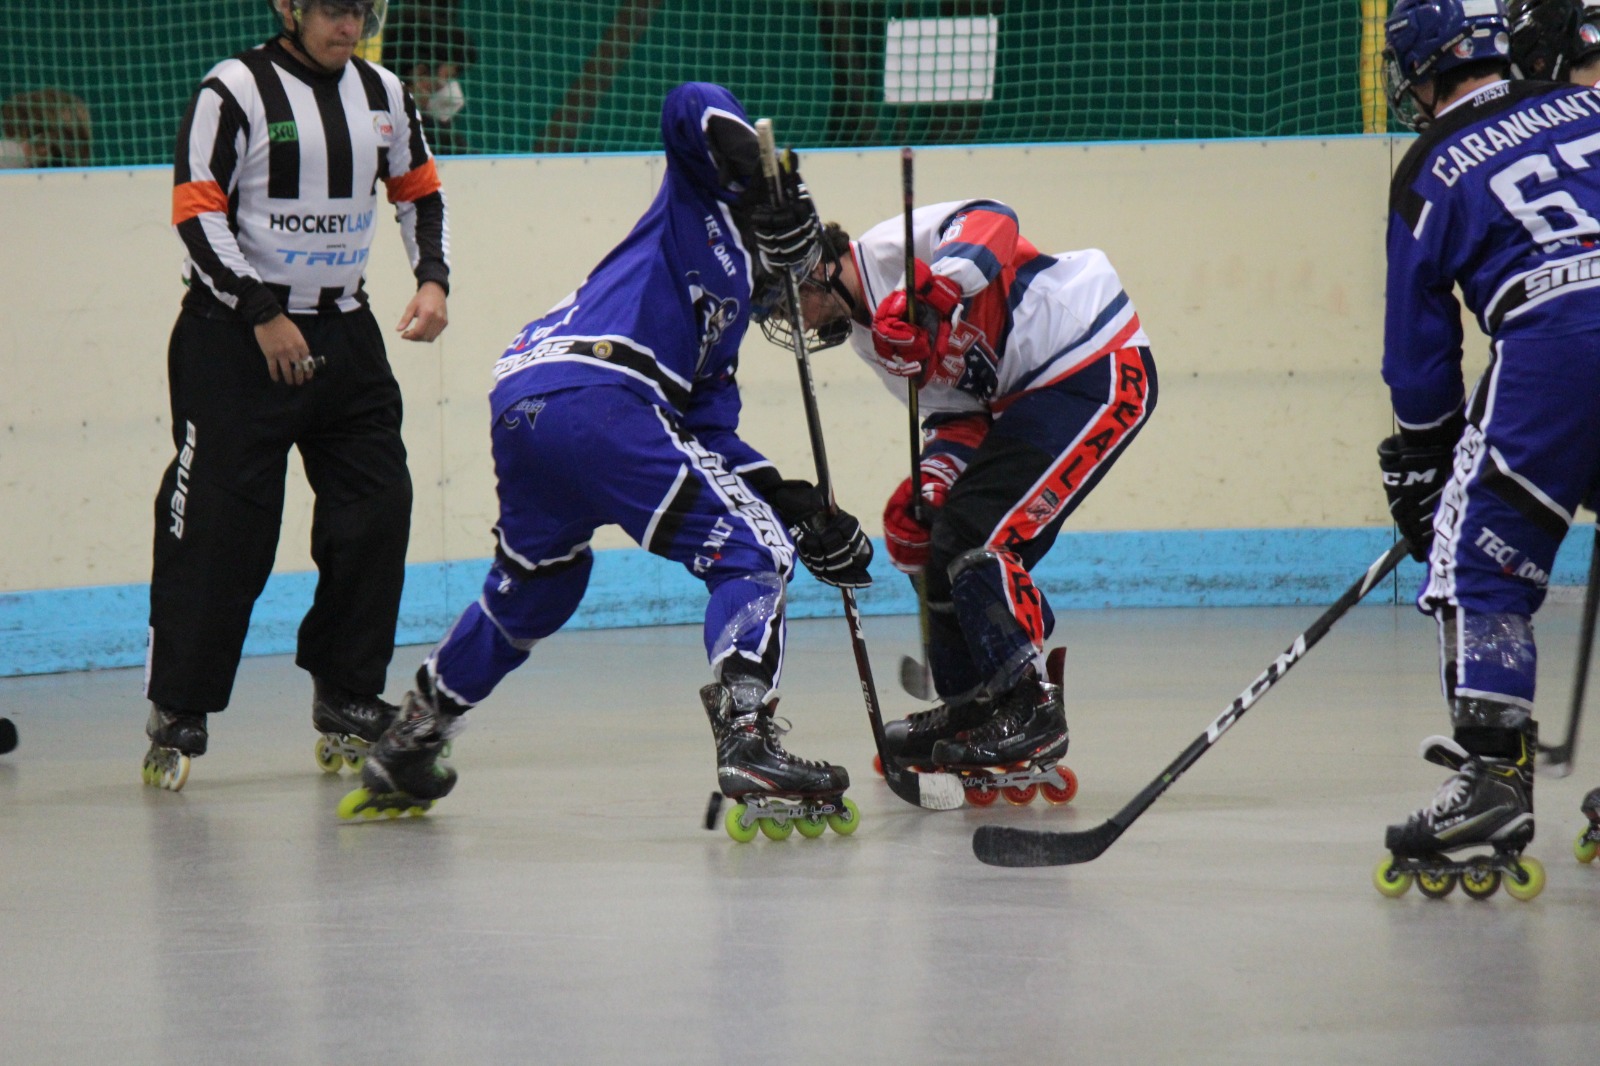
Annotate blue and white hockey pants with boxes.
[426,385,795,710]
[1421,332,1600,715]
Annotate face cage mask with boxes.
[753,263,854,353]
[1384,48,1433,132]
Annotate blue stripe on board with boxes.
[1,526,1593,678]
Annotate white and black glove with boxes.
[748,159,823,275]
[1378,430,1458,562]
[762,478,874,589]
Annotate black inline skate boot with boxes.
[141,704,207,792]
[927,669,1076,807]
[931,671,1068,768]
[337,675,461,821]
[703,678,857,842]
[881,695,992,767]
[1375,730,1544,900]
[311,676,400,774]
[1577,786,1600,864]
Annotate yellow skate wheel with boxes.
[344,737,369,773]
[1416,870,1457,899]
[314,737,343,773]
[795,815,827,839]
[1460,864,1501,900]
[723,803,759,843]
[826,797,861,836]
[759,816,795,841]
[1575,832,1598,865]
[337,787,375,820]
[1372,857,1412,898]
[1504,856,1546,901]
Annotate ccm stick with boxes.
[896,145,937,702]
[1540,526,1600,776]
[973,539,1410,867]
[755,120,963,811]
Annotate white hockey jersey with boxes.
[847,199,1147,417]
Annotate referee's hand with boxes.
[398,281,449,342]
[254,314,316,386]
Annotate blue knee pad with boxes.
[949,547,1056,697]
[706,571,786,687]
[429,551,593,707]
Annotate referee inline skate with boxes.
[311,677,400,774]
[704,677,857,842]
[141,705,207,792]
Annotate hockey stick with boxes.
[1540,526,1600,776]
[755,120,964,811]
[972,539,1411,867]
[897,145,936,701]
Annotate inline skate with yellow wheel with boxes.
[704,677,856,843]
[338,677,461,821]
[141,705,207,792]
[1576,786,1600,864]
[1373,728,1544,901]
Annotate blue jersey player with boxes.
[1373,0,1600,899]
[338,83,875,832]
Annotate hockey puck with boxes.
[0,717,16,755]
[703,791,723,830]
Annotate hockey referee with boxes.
[142,0,450,792]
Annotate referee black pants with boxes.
[146,307,413,714]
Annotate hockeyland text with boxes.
[1430,88,1600,188]
[168,420,197,539]
[268,210,373,234]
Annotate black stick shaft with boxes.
[899,146,934,668]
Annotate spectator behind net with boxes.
[0,88,92,167]
[383,8,475,154]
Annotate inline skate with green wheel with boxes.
[704,679,856,843]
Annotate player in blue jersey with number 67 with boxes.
[1371,0,1600,899]
[338,83,875,839]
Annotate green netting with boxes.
[1,1,1376,169]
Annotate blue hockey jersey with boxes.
[1385,78,1600,431]
[489,82,768,472]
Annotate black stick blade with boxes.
[972,821,1122,867]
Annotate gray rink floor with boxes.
[3,604,1600,1065]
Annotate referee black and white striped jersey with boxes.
[172,37,450,324]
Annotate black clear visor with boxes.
[298,0,386,38]
[752,266,853,352]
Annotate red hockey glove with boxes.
[869,259,963,384]
[883,451,961,575]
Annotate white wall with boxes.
[0,137,1400,595]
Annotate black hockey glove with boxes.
[748,159,823,275]
[762,478,874,589]
[1377,433,1454,561]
